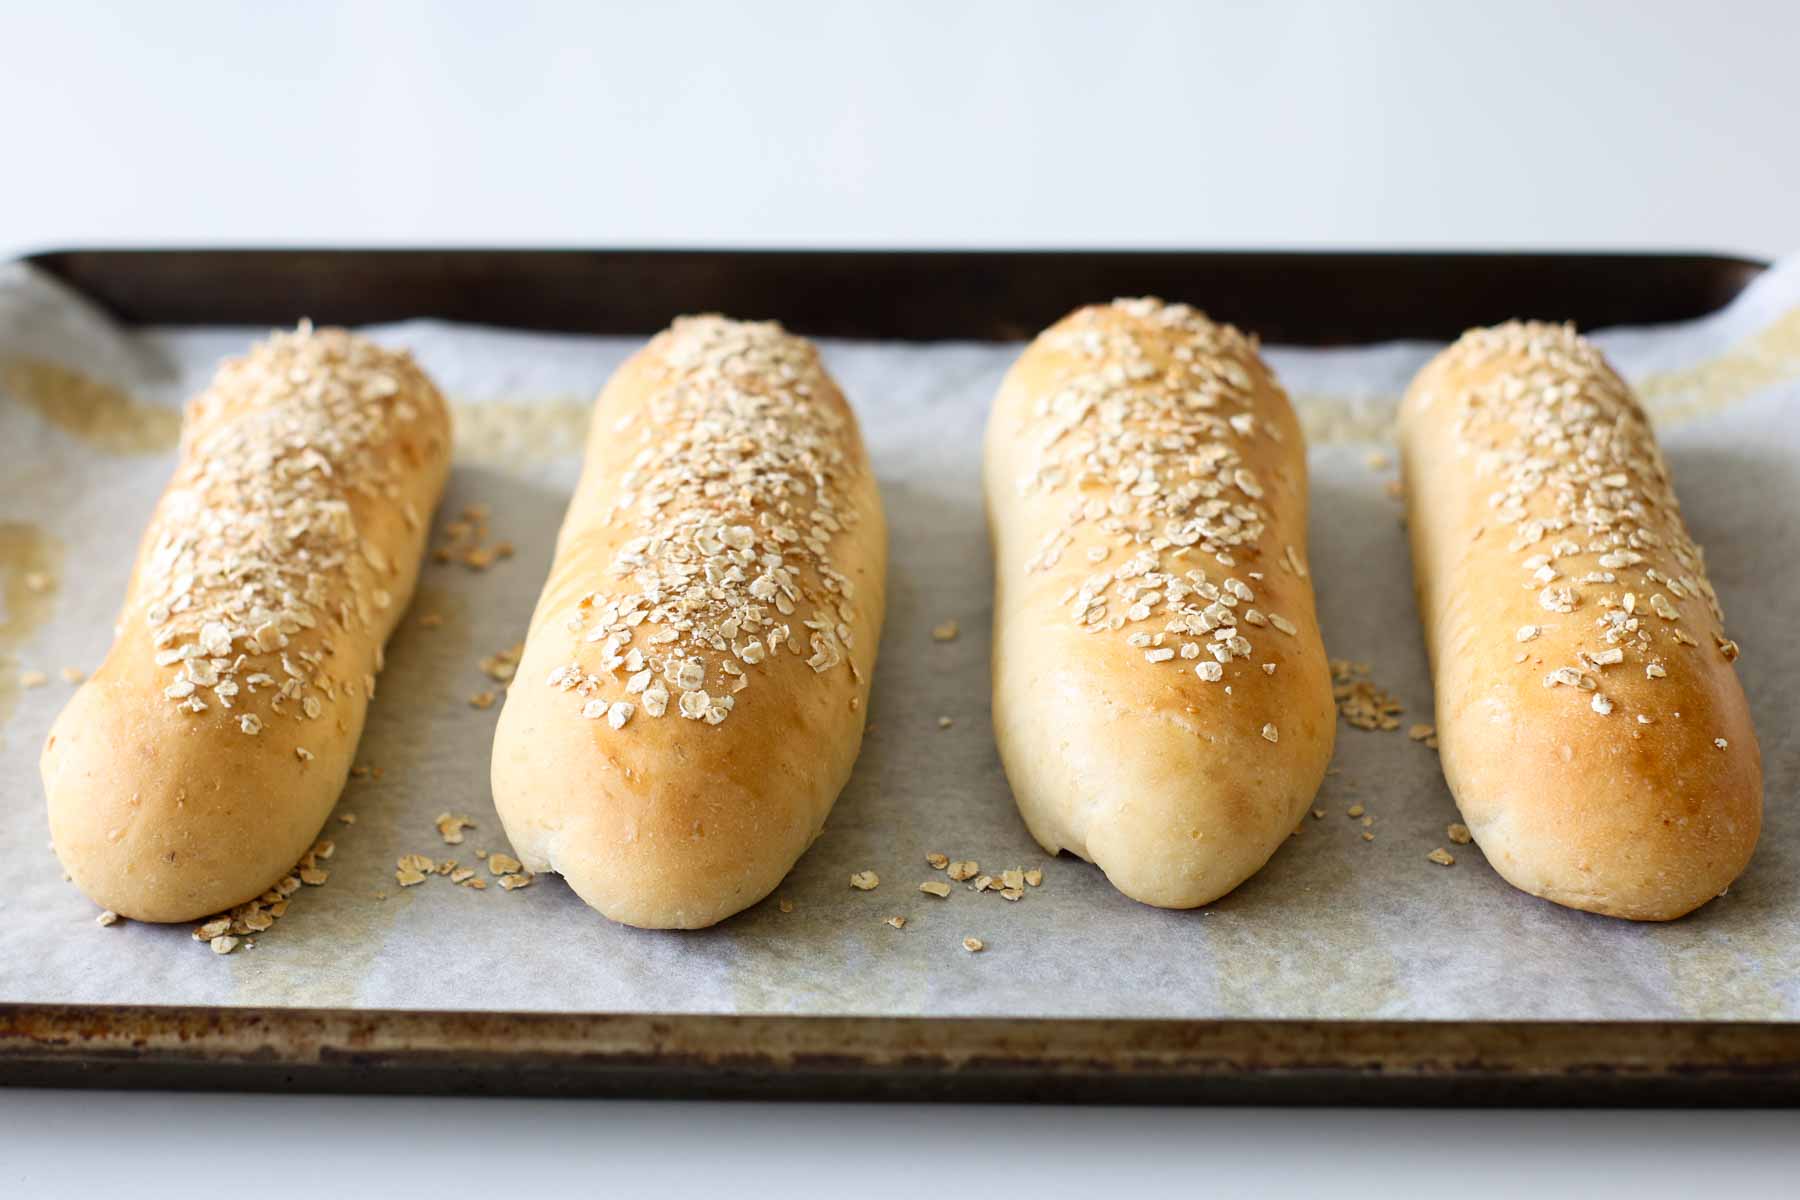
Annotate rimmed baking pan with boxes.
[2,248,1792,1106]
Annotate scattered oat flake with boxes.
[450,867,476,883]
[1024,868,1043,887]
[1715,738,1729,750]
[469,690,497,710]
[462,877,488,890]
[18,671,47,689]
[849,870,880,890]
[962,936,985,953]
[338,812,357,824]
[96,910,119,928]
[931,619,959,642]
[500,873,534,890]
[919,881,952,898]
[1000,888,1024,901]
[946,860,978,882]
[926,852,949,870]
[1347,804,1366,818]
[298,867,328,886]
[937,716,953,729]
[24,571,52,593]
[1447,823,1473,845]
[1427,848,1456,867]
[885,915,907,929]
[59,666,85,684]
[194,917,232,940]
[1311,808,1326,820]
[972,874,995,892]
[418,611,445,629]
[488,853,524,876]
[1002,869,1025,890]
[210,935,241,955]
[1261,722,1279,743]
[778,895,794,913]
[1408,724,1435,742]
[435,812,475,844]
[1361,831,1376,842]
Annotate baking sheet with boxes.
[2,258,1797,1021]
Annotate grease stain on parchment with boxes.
[0,523,64,743]
[1281,303,1800,447]
[0,357,179,454]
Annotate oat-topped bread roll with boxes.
[491,316,885,929]
[42,325,451,922]
[985,299,1335,908]
[1401,322,1760,920]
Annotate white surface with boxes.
[0,1092,1797,1198]
[1,0,1798,258]
[4,0,1798,1192]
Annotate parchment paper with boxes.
[3,258,1797,1019]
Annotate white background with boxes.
[2,1,1797,1195]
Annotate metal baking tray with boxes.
[3,248,1793,1106]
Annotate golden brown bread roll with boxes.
[985,298,1335,908]
[42,325,452,922]
[490,316,885,929]
[1400,321,1761,920]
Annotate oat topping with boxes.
[479,642,525,682]
[435,813,475,844]
[137,324,445,736]
[487,853,524,876]
[1446,822,1473,845]
[95,910,119,928]
[434,504,513,570]
[1331,659,1405,731]
[1015,299,1296,695]
[925,852,949,870]
[962,936,985,953]
[1260,722,1279,743]
[189,838,337,954]
[1427,848,1456,867]
[849,870,880,891]
[919,881,952,898]
[885,915,907,929]
[946,860,978,882]
[544,317,865,732]
[1434,322,1741,725]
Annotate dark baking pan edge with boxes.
[4,248,1787,1106]
[3,1005,1799,1105]
[21,248,1769,345]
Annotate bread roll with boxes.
[985,299,1335,908]
[1400,321,1760,920]
[491,316,885,930]
[42,325,451,922]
